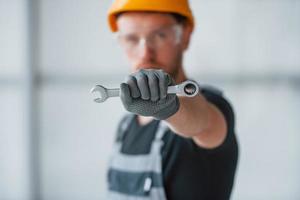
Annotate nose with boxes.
[136,39,155,61]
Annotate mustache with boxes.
[135,63,163,70]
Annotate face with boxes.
[116,12,192,80]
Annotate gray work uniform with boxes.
[107,115,168,200]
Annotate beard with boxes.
[133,50,183,81]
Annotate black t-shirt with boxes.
[118,87,239,200]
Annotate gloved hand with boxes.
[120,69,180,120]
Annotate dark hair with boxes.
[170,13,188,25]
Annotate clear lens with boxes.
[117,24,183,51]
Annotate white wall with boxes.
[0,0,31,199]
[0,0,299,199]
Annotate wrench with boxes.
[90,80,199,103]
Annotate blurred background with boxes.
[0,0,299,199]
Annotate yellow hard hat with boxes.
[107,0,194,32]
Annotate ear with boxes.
[181,24,193,51]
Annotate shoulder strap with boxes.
[116,114,135,142]
[155,121,169,140]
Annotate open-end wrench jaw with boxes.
[90,85,109,103]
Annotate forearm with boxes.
[165,94,211,137]
[165,93,227,148]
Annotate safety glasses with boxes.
[117,24,183,52]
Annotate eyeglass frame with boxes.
[116,24,184,52]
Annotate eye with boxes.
[124,35,139,44]
[156,32,167,39]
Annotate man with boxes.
[106,0,238,199]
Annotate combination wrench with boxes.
[90,80,199,103]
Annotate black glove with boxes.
[120,69,180,120]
